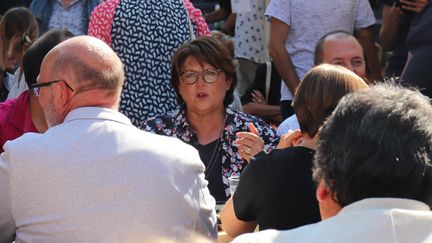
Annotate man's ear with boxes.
[58,81,73,107]
[316,180,331,203]
[316,180,342,220]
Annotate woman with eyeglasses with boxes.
[0,28,74,152]
[143,37,279,202]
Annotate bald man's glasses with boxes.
[31,80,74,96]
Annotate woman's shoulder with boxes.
[266,147,315,168]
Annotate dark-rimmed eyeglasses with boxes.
[30,79,74,96]
[180,69,222,85]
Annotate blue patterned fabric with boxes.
[111,0,194,126]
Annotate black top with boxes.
[195,139,227,203]
[241,62,281,107]
[380,0,417,77]
[402,1,432,98]
[233,147,321,231]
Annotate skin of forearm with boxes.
[379,6,401,51]
[269,47,300,94]
[205,8,226,23]
[356,27,383,82]
[243,103,281,117]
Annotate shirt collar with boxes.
[339,198,431,215]
[64,107,133,127]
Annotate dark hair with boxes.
[314,84,432,207]
[314,30,357,65]
[0,7,38,69]
[170,36,237,107]
[22,28,74,86]
[293,64,368,137]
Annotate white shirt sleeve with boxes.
[195,172,218,239]
[0,150,16,242]
[354,0,376,30]
[265,0,291,26]
[277,115,300,136]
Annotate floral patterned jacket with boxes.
[142,107,279,197]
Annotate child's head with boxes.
[0,7,38,71]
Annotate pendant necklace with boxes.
[204,114,227,177]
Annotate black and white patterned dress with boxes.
[111,0,195,125]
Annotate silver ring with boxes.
[246,147,251,154]
[258,99,262,103]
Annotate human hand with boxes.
[235,123,264,162]
[390,2,404,18]
[251,90,267,105]
[276,129,302,149]
[400,0,428,13]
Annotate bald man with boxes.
[314,31,367,79]
[277,31,368,135]
[0,36,217,242]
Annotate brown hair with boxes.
[211,30,234,58]
[293,64,368,137]
[0,7,38,71]
[171,36,237,107]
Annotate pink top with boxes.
[88,0,210,46]
[0,91,38,152]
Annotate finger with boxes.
[251,93,260,101]
[235,138,264,156]
[237,131,260,139]
[276,129,302,149]
[399,0,415,6]
[235,136,262,150]
[236,132,262,152]
[248,123,259,135]
[238,150,252,162]
[253,90,264,100]
[401,5,420,11]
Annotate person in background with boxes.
[241,62,282,125]
[29,0,99,35]
[0,7,38,100]
[266,0,380,120]
[0,28,74,153]
[211,30,243,112]
[221,64,368,238]
[143,37,279,202]
[233,84,432,243]
[401,0,432,98]
[231,0,268,97]
[0,36,217,241]
[379,0,428,78]
[88,0,210,126]
[277,31,367,136]
[203,0,232,26]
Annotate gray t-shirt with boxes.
[266,0,375,101]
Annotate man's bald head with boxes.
[46,36,124,93]
[38,36,125,127]
[314,31,366,79]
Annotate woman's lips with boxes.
[196,92,208,98]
